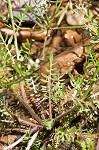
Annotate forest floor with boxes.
[0,0,99,150]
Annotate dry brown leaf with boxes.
[38,38,90,81]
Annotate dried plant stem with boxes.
[48,77,52,121]
[54,105,78,124]
[7,0,19,60]
[52,25,86,30]
[18,118,43,128]
[6,128,30,133]
[1,112,42,128]
[26,131,39,150]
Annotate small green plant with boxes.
[41,53,65,121]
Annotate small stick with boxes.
[26,131,39,150]
[2,133,26,150]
